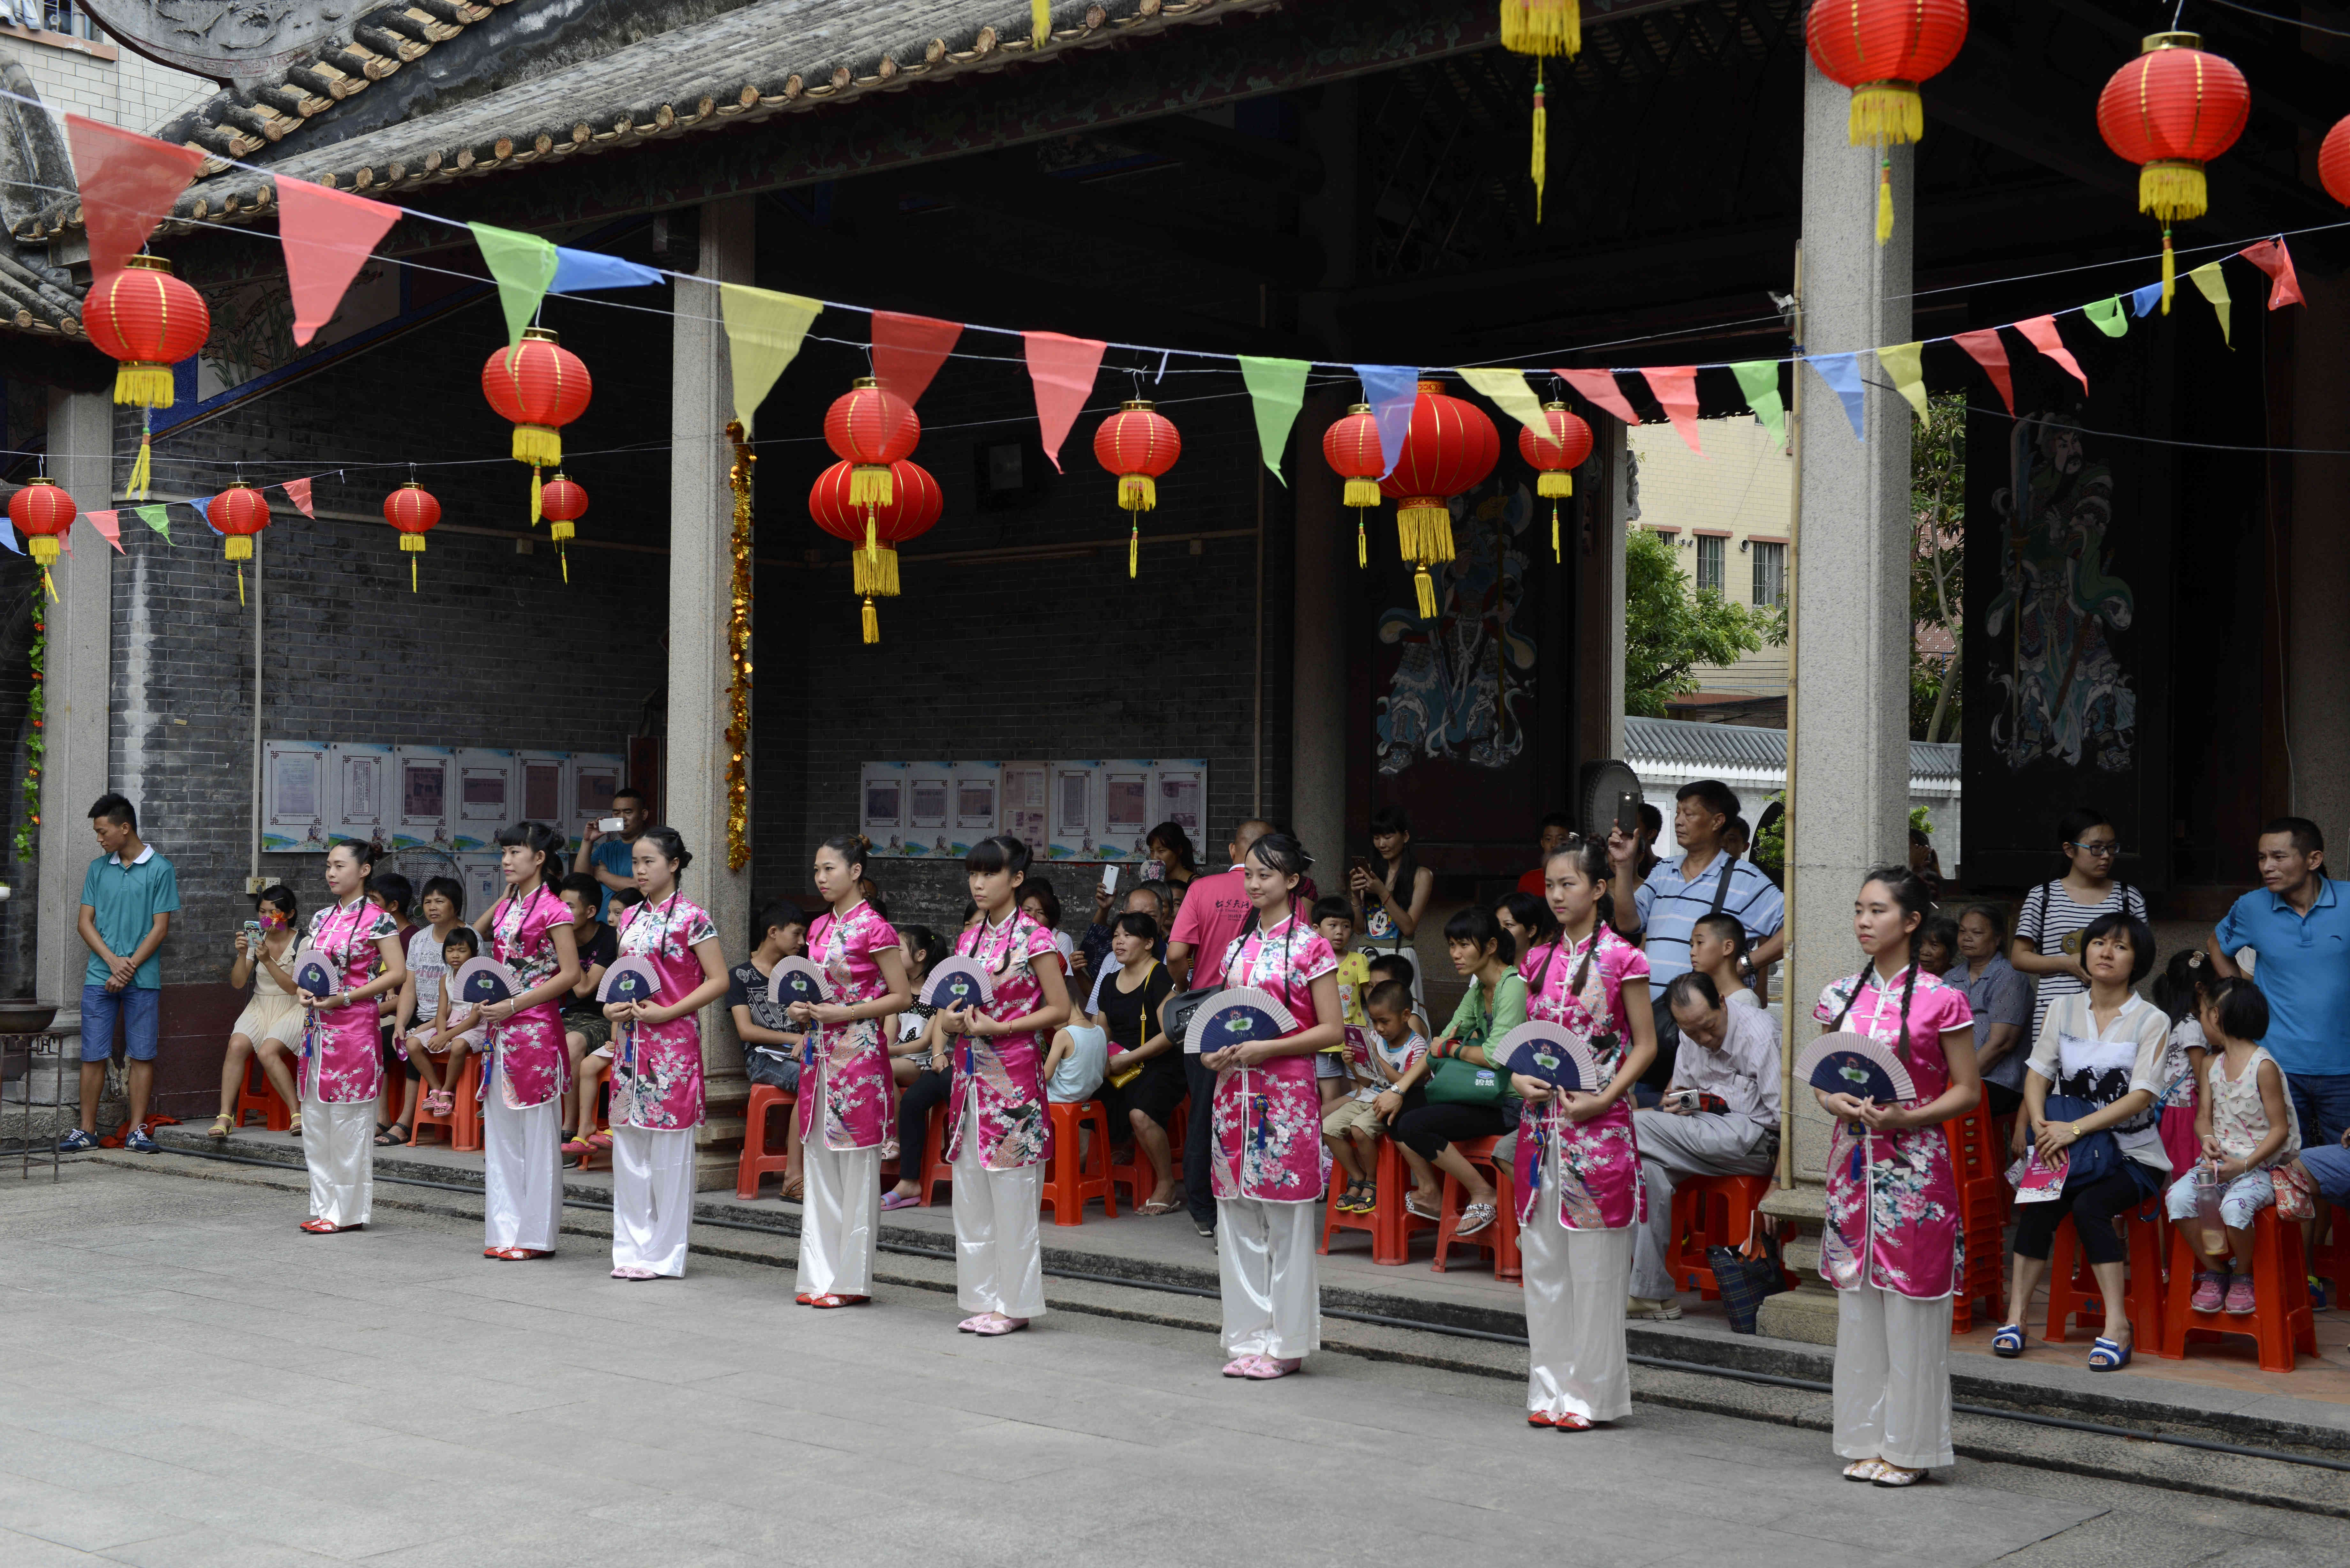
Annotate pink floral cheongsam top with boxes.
[610,893,718,1131]
[487,884,572,1110]
[1812,967,1973,1299]
[945,911,1062,1171]
[1515,926,1649,1231]
[799,900,900,1152]
[301,896,400,1104]
[1210,914,1338,1204]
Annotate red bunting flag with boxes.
[1555,368,1642,426]
[872,311,963,407]
[84,509,124,553]
[2238,239,2303,311]
[1952,328,2014,416]
[64,116,206,281]
[1641,367,1705,457]
[279,477,315,517]
[276,178,400,346]
[1023,331,1107,471]
[2013,315,2088,394]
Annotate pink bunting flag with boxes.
[2013,315,2087,394]
[276,178,400,346]
[1555,368,1641,426]
[84,509,124,553]
[64,115,207,281]
[872,311,964,407]
[1951,328,2014,416]
[280,477,315,517]
[1640,367,1706,457]
[1022,331,1107,471]
[2239,239,2303,311]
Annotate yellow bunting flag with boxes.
[1458,366,1552,441]
[2187,261,2232,348]
[1875,342,1930,419]
[718,284,822,436]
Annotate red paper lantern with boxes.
[383,480,441,592]
[1092,400,1181,578]
[81,255,209,411]
[823,378,921,506]
[538,472,588,584]
[1805,0,1968,241]
[481,327,593,525]
[210,480,271,605]
[2323,115,2350,207]
[810,457,942,644]
[1322,403,1385,568]
[2096,32,2249,309]
[1379,378,1500,617]
[1518,401,1592,564]
[8,477,75,600]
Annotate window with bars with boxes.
[14,0,98,37]
[1695,534,1725,596]
[1752,540,1786,607]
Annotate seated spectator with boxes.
[1366,951,1429,1037]
[882,924,950,1211]
[1914,913,1958,978]
[1313,894,1368,1110]
[1627,972,1783,1319]
[1516,812,1575,896]
[1021,880,1073,964]
[886,922,941,1089]
[2164,978,2301,1316]
[558,873,619,1155]
[418,925,489,1087]
[1324,978,1428,1213]
[209,883,304,1139]
[1689,911,1761,1010]
[1074,881,1170,991]
[370,871,420,1146]
[1494,891,1559,973]
[2288,1128,2350,1229]
[1377,906,1527,1239]
[387,876,468,1138]
[1948,903,2033,1123]
[1085,913,1180,1212]
[731,901,812,1199]
[2149,947,2216,1176]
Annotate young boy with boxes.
[1322,979,1428,1213]
[1689,911,1761,1010]
[1365,952,1431,1039]
[559,873,620,1154]
[729,902,812,1198]
[1315,895,1369,1111]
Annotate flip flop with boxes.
[879,1191,922,1211]
[1404,1193,1442,1221]
[1137,1199,1178,1216]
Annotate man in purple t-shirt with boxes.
[1164,818,1269,1237]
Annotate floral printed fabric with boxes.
[300,897,399,1105]
[489,886,572,1110]
[945,912,1063,1170]
[1812,968,1974,1299]
[1210,916,1338,1203]
[1513,927,1650,1231]
[797,901,900,1150]
[610,893,719,1131]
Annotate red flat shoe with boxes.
[1554,1413,1594,1432]
[809,1294,870,1309]
[1527,1410,1556,1428]
[300,1218,335,1233]
[795,1292,817,1306]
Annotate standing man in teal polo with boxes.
[61,794,179,1153]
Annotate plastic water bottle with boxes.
[2195,1162,2227,1254]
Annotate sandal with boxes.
[1137,1198,1178,1217]
[561,1136,594,1157]
[2088,1335,2131,1372]
[288,1112,302,1137]
[1990,1324,2025,1358]
[879,1191,922,1211]
[588,1131,613,1150]
[375,1125,411,1146]
[207,1113,234,1139]
[1843,1458,1887,1482]
[1456,1201,1497,1237]
[1405,1191,1442,1222]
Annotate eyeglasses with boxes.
[2068,841,2123,858]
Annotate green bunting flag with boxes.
[467,222,560,348]
[1237,356,1309,483]
[2187,261,2232,348]
[133,504,170,542]
[1729,361,1786,447]
[719,283,822,436]
[1876,342,1929,418]
[2083,296,2129,338]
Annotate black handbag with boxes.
[1164,984,1217,1052]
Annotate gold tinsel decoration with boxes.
[724,420,755,873]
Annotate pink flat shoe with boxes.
[958,1314,991,1332]
[972,1315,1028,1337]
[1222,1357,1257,1378]
[611,1265,658,1280]
[1242,1356,1300,1380]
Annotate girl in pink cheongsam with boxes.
[939,834,1071,1337]
[471,821,583,1261]
[785,832,910,1308]
[1208,832,1344,1381]
[1813,866,1979,1489]
[602,826,728,1281]
[295,841,407,1234]
[1508,837,1656,1429]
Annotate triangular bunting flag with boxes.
[467,222,560,348]
[64,116,206,280]
[1021,331,1107,471]
[1238,356,1310,484]
[2083,297,2129,338]
[280,477,315,518]
[548,247,663,294]
[718,283,822,436]
[2014,315,2088,393]
[1355,364,1417,477]
[133,504,171,541]
[2130,283,2165,319]
[1458,367,1551,441]
[1556,368,1642,426]
[1730,362,1787,447]
[1804,353,1867,441]
[1952,328,2014,416]
[56,524,71,555]
[1876,343,1929,418]
[276,177,400,348]
[0,520,17,554]
[85,509,124,553]
[1640,367,1705,456]
[187,495,216,533]
[871,311,963,407]
[2187,261,2232,347]
[2238,239,2302,311]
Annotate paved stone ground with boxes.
[0,1164,2342,1568]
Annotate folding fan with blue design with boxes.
[597,956,661,1007]
[1493,1021,1602,1095]
[1795,1030,1917,1106]
[451,956,523,1008]
[922,956,995,1013]
[289,947,340,999]
[1183,986,1302,1058]
[768,956,834,1012]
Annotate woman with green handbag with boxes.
[1373,906,1528,1238]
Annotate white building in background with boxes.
[2,0,212,130]
[1630,415,1793,723]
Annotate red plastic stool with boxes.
[1431,1138,1520,1275]
[447,1056,485,1152]
[735,1084,796,1199]
[1039,1100,1117,1225]
[406,1054,473,1148]
[2042,1205,2165,1347]
[233,1052,292,1132]
[2157,1208,2315,1371]
[1665,1172,1781,1300]
[922,1101,955,1206]
[1320,1135,1433,1265]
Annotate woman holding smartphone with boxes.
[210,884,303,1139]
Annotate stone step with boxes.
[1758,1182,1825,1224]
[1754,1280,1840,1346]
[1781,1233,1821,1273]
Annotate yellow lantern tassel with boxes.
[1876,156,1893,245]
[1414,564,1437,620]
[1356,515,1367,568]
[236,562,246,607]
[1536,471,1572,498]
[1551,503,1560,563]
[112,362,176,408]
[1128,513,1139,578]
[559,545,568,584]
[1530,73,1547,223]
[1499,0,1580,58]
[512,424,561,467]
[1117,474,1156,510]
[128,414,153,500]
[411,556,418,592]
[1343,477,1380,507]
[2161,226,2175,314]
[864,509,878,567]
[530,466,542,526]
[1847,82,1925,145]
[862,595,879,644]
[399,531,425,593]
[849,465,894,507]
[42,566,58,601]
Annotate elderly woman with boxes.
[1946,904,2034,1123]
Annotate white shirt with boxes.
[2027,991,2172,1174]
[1668,1000,1782,1128]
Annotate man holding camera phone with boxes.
[574,787,649,920]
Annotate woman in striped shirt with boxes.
[2008,806,2147,1151]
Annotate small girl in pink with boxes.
[296,841,407,1234]
[473,822,583,1261]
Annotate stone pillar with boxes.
[1757,62,1916,1344]
[1602,419,1630,761]
[669,196,755,1185]
[2288,275,2350,847]
[1291,388,1348,869]
[35,390,113,1015]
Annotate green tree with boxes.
[1624,527,1774,717]
[1912,393,1964,743]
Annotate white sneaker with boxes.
[1626,1295,1683,1321]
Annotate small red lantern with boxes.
[1381,378,1500,618]
[1518,401,1593,563]
[480,326,593,525]
[210,480,271,605]
[1091,400,1181,578]
[383,481,441,592]
[1805,0,1970,242]
[1321,404,1385,568]
[8,477,76,600]
[2096,32,2250,311]
[2323,115,2350,207]
[80,255,212,499]
[823,378,921,507]
[538,472,587,584]
[810,457,942,644]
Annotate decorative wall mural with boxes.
[76,0,359,84]
[1374,486,1536,775]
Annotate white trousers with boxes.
[951,1102,1046,1318]
[797,1138,880,1298]
[1521,1218,1634,1421]
[1216,1197,1321,1359]
[483,1089,563,1252]
[612,1124,695,1277]
[1833,1285,1954,1470]
[300,1094,373,1227]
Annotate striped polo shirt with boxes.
[1633,849,1784,989]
